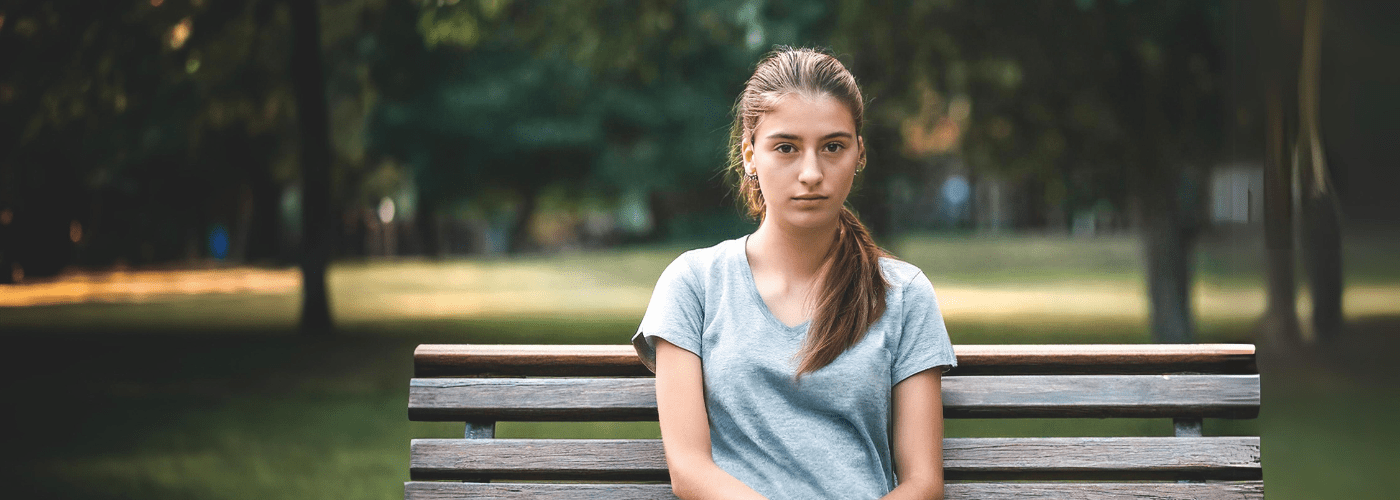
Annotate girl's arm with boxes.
[654,338,768,500]
[881,369,946,500]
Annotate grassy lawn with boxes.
[2,233,1397,499]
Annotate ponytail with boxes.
[795,207,888,378]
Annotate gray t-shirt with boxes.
[631,236,956,500]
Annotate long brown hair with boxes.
[728,47,890,378]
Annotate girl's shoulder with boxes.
[655,237,746,289]
[666,237,745,274]
[876,256,927,289]
[676,237,742,264]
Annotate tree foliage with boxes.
[380,0,836,248]
[1,0,301,271]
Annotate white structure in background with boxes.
[974,177,1012,232]
[1210,163,1264,225]
[378,197,396,224]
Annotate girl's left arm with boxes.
[881,369,945,500]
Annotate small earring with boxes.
[745,170,758,181]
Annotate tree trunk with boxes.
[1301,188,1342,340]
[290,0,334,336]
[1296,0,1343,342]
[1140,181,1195,344]
[1130,34,1197,345]
[1260,83,1302,353]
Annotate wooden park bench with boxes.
[404,344,1263,499]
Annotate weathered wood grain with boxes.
[405,481,1265,500]
[945,482,1264,499]
[416,344,655,377]
[942,374,1260,419]
[414,344,1257,377]
[407,374,1260,421]
[409,437,1261,481]
[410,378,657,421]
[405,482,673,500]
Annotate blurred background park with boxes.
[1,0,1397,498]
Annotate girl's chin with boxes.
[770,211,841,231]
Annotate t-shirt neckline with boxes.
[737,234,812,334]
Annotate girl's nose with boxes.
[798,152,823,186]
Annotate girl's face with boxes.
[744,94,862,232]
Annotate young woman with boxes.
[631,47,956,500]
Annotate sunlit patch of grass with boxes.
[892,233,1145,285]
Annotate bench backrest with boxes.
[406,344,1262,499]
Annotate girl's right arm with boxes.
[654,338,768,500]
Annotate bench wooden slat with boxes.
[414,344,1257,377]
[405,481,1265,500]
[409,437,1261,481]
[407,374,1260,421]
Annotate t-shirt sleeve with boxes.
[891,271,957,385]
[631,254,704,373]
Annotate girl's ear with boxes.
[742,142,756,173]
[856,136,866,171]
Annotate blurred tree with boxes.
[287,0,398,334]
[1253,0,1304,354]
[290,0,334,336]
[1254,0,1353,350]
[1293,0,1342,343]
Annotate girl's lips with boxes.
[792,195,828,200]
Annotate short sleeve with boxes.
[631,254,704,373]
[891,271,957,385]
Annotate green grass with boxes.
[2,232,1398,499]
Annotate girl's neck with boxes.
[747,218,839,279]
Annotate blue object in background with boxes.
[208,224,230,260]
[941,175,971,208]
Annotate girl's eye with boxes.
[824,143,844,153]
[776,144,796,154]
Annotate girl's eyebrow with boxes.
[763,131,855,141]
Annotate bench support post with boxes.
[1174,418,1204,484]
[465,421,496,439]
[463,421,496,483]
[1173,418,1202,437]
